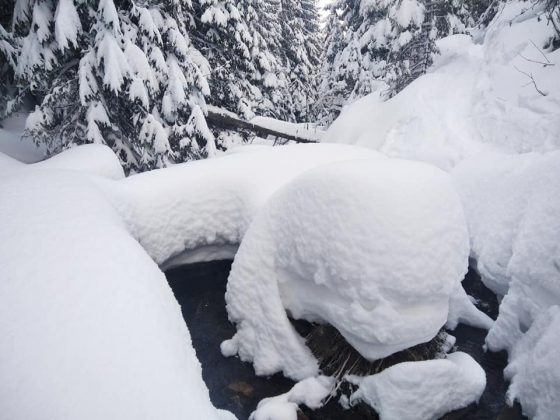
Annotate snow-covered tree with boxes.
[233,0,289,120]
[279,0,321,122]
[191,0,261,120]
[314,4,347,125]
[0,21,18,119]
[13,0,214,172]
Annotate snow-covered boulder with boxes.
[347,352,486,420]
[0,168,228,419]
[222,159,470,380]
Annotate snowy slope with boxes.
[324,1,560,171]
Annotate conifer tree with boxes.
[279,0,321,122]
[191,0,260,119]
[233,0,288,119]
[0,22,18,119]
[13,0,214,172]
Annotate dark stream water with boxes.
[166,261,526,420]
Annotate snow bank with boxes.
[223,159,469,379]
[324,1,560,170]
[348,352,486,420]
[250,376,334,420]
[453,152,560,349]
[505,306,560,420]
[105,144,381,268]
[453,151,560,418]
[0,166,228,418]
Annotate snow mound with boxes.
[0,167,228,419]
[324,1,560,171]
[348,352,486,420]
[505,306,560,420]
[106,144,381,268]
[250,376,334,420]
[223,159,469,379]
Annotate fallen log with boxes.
[206,109,318,144]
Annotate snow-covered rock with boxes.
[0,162,228,419]
[324,1,560,171]
[250,376,334,420]
[348,352,486,420]
[223,158,470,380]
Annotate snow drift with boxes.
[223,158,470,379]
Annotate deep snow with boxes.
[0,159,229,419]
[223,158,472,379]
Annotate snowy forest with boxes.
[1,0,560,418]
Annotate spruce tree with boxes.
[0,22,18,119]
[191,0,260,119]
[13,0,214,172]
[279,0,321,122]
[233,0,288,120]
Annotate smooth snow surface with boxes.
[223,159,469,379]
[324,1,560,171]
[250,376,334,420]
[106,144,381,268]
[0,153,229,419]
[348,352,486,420]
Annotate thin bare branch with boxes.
[514,65,548,96]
